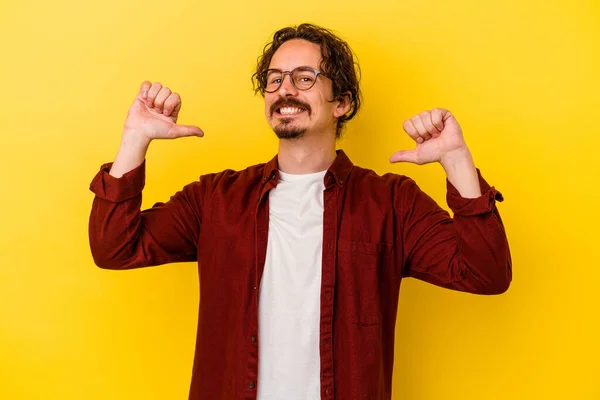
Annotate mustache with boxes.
[270,98,311,116]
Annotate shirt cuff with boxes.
[89,160,146,202]
[446,168,504,216]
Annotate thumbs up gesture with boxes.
[389,108,469,166]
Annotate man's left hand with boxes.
[389,108,469,166]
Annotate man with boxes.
[89,23,511,400]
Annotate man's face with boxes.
[264,39,343,140]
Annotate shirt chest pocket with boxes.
[335,239,392,326]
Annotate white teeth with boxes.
[279,107,303,115]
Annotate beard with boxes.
[269,97,311,140]
[273,119,307,139]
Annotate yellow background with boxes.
[1,0,599,398]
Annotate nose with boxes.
[278,73,298,97]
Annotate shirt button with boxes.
[325,386,332,396]
[256,196,260,201]
[271,175,276,180]
[248,381,255,389]
[251,335,257,342]
[325,291,331,300]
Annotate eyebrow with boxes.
[267,65,317,72]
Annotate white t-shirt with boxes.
[257,169,326,400]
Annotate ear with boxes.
[333,91,352,118]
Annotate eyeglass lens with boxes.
[265,67,317,92]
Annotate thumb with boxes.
[169,124,204,138]
[389,149,419,164]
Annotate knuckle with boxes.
[150,83,162,93]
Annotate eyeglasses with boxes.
[262,66,325,93]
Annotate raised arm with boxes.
[391,108,512,294]
[89,81,205,270]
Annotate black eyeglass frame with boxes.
[261,66,327,93]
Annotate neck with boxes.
[277,132,337,174]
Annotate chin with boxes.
[272,119,307,140]
[274,126,306,140]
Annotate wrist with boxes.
[440,147,481,198]
[109,130,150,179]
[121,129,151,152]
[440,147,473,171]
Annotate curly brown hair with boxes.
[252,23,362,138]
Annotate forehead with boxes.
[269,39,322,70]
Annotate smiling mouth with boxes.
[276,106,306,116]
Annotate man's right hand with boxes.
[124,81,204,142]
[109,81,203,178]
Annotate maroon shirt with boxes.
[89,149,511,400]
